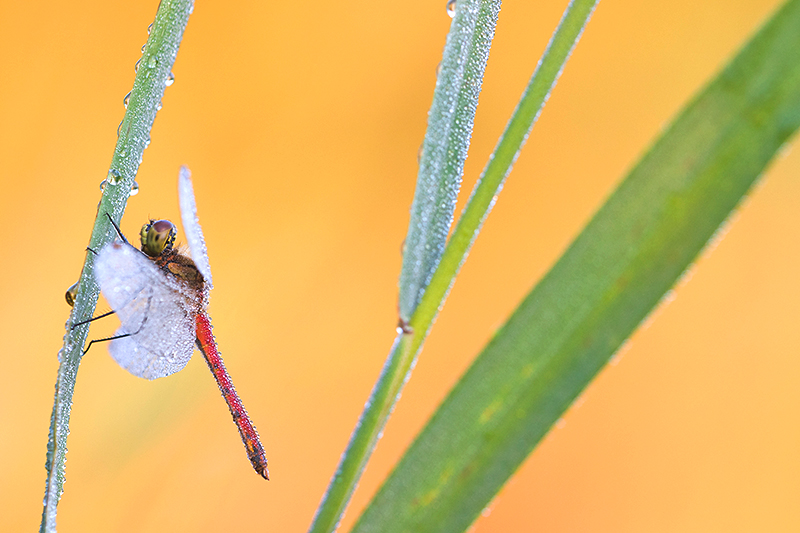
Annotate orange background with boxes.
[2,0,800,531]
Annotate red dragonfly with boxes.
[92,167,268,479]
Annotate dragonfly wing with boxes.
[178,166,213,290]
[95,242,199,380]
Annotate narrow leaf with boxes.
[353,1,800,532]
[309,0,500,533]
[308,2,502,532]
[40,2,194,531]
[398,0,501,321]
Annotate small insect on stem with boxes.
[88,168,269,479]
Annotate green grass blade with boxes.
[431,0,599,305]
[398,0,501,321]
[308,3,598,532]
[409,0,600,379]
[307,3,501,532]
[40,2,194,531]
[352,1,800,532]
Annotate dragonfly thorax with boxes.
[140,219,177,258]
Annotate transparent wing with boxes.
[95,242,199,380]
[178,166,213,291]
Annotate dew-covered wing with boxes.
[178,166,213,291]
[94,242,199,380]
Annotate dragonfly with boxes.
[85,167,268,479]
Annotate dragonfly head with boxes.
[140,219,177,258]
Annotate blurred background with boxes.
[2,0,800,531]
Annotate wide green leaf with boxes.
[352,1,800,532]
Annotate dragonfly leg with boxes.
[71,309,117,330]
[81,332,132,356]
[79,299,152,355]
[76,294,153,355]
[104,212,129,244]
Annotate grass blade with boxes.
[398,0,501,321]
[308,2,501,532]
[352,1,800,532]
[40,2,194,531]
[408,0,600,388]
[308,2,598,532]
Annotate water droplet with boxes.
[106,168,122,185]
[116,121,123,137]
[156,100,163,111]
[130,180,140,196]
[446,0,456,17]
[134,58,141,73]
[609,339,632,366]
[147,55,158,69]
[165,72,175,87]
[123,92,131,109]
[435,61,443,78]
[147,23,153,35]
[571,394,586,410]
[141,44,146,53]
[144,135,151,148]
[119,149,127,158]
[65,281,78,307]
[99,179,107,191]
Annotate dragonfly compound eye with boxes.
[140,219,177,257]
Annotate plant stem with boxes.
[40,2,194,531]
[309,0,502,530]
[307,1,597,532]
